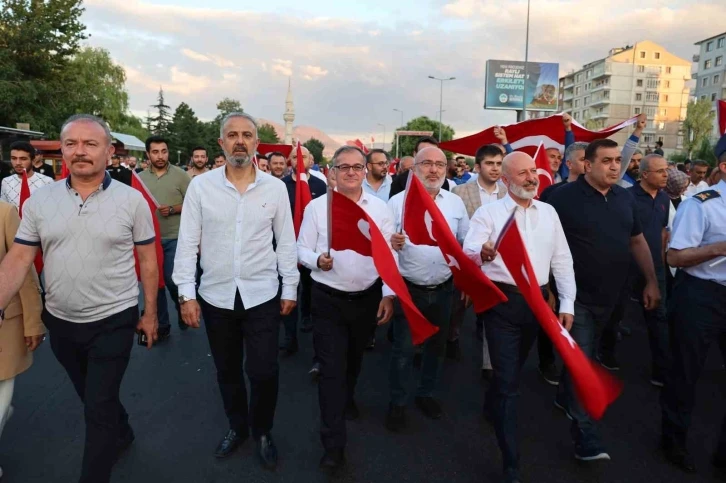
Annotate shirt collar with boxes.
[577,174,615,197]
[502,193,537,211]
[477,178,499,194]
[333,187,368,205]
[65,172,112,191]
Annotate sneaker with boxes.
[553,398,573,421]
[574,432,610,462]
[597,353,620,371]
[538,363,560,386]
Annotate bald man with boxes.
[463,151,575,483]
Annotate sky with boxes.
[82,0,726,144]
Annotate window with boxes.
[575,86,580,95]
[584,96,590,106]
[660,108,667,116]
[639,51,646,59]
[664,80,670,88]
[586,69,592,79]
[662,94,669,102]
[666,66,672,74]
[713,93,718,101]
[715,74,721,85]
[574,99,579,107]
[645,106,656,117]
[636,79,643,87]
[635,93,642,101]
[707,41,714,52]
[576,74,582,82]
[646,92,659,102]
[647,79,660,89]
[634,107,641,115]
[637,65,645,73]
[643,134,654,144]
[701,95,707,101]
[654,52,661,60]
[702,77,709,87]
[719,38,725,48]
[573,112,579,120]
[716,56,723,67]
[658,122,665,131]
[704,59,712,69]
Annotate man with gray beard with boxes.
[173,112,299,469]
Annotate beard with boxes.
[508,180,539,200]
[421,175,445,191]
[226,152,251,167]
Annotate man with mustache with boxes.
[386,147,469,430]
[268,151,287,179]
[173,112,298,469]
[187,146,210,178]
[138,136,191,340]
[463,151,575,483]
[0,141,54,210]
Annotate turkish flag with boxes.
[131,171,165,289]
[60,159,70,179]
[533,142,553,198]
[439,113,637,157]
[496,214,622,419]
[330,190,438,345]
[718,100,726,136]
[293,142,313,238]
[347,139,370,154]
[18,170,44,274]
[403,174,507,313]
[257,143,293,159]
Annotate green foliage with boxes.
[683,99,716,156]
[692,137,717,165]
[168,102,207,163]
[148,88,172,136]
[303,138,325,164]
[391,116,455,157]
[215,98,243,119]
[668,151,687,164]
[258,123,280,144]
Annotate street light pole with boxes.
[519,0,531,123]
[428,75,455,140]
[377,123,386,150]
[393,108,404,159]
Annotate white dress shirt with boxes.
[0,172,54,209]
[463,194,576,315]
[173,167,299,310]
[683,180,709,197]
[297,189,396,297]
[387,188,469,286]
[477,179,501,206]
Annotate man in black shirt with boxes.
[32,154,56,179]
[107,155,131,185]
[389,136,451,197]
[548,138,660,463]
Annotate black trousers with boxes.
[311,282,380,450]
[44,306,138,483]
[662,272,726,454]
[200,292,280,439]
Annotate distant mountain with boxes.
[258,119,341,157]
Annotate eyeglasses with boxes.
[334,164,365,173]
[415,160,447,169]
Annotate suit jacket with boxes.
[0,202,44,380]
[452,180,507,219]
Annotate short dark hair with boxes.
[676,163,687,173]
[256,154,268,161]
[268,151,285,160]
[692,159,709,169]
[455,156,465,161]
[145,135,169,153]
[655,140,663,147]
[414,136,439,153]
[584,139,619,163]
[191,146,207,155]
[9,141,36,159]
[474,144,504,165]
[366,149,391,163]
[214,153,226,160]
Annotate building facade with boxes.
[558,41,691,155]
[693,32,726,141]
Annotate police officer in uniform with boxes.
[660,134,726,473]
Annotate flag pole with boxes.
[399,169,414,234]
[326,185,333,255]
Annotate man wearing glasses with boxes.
[363,149,392,202]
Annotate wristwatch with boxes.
[178,295,194,305]
[169,206,176,215]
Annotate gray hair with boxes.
[641,153,664,173]
[564,142,589,162]
[219,112,258,138]
[633,148,643,156]
[331,145,366,165]
[60,114,113,143]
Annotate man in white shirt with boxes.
[297,145,395,470]
[363,149,392,202]
[386,147,469,430]
[0,141,54,210]
[683,160,710,197]
[463,151,575,483]
[173,112,299,470]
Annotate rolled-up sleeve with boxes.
[550,210,576,315]
[463,207,493,266]
[173,179,202,299]
[131,195,156,245]
[376,203,398,298]
[274,184,299,301]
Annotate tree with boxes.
[258,123,280,144]
[683,99,716,157]
[115,113,149,144]
[168,102,206,163]
[216,98,243,119]
[304,138,325,164]
[692,137,717,165]
[391,116,455,157]
[148,87,172,136]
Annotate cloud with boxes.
[301,65,329,81]
[181,48,234,68]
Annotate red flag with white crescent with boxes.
[18,170,44,274]
[718,100,726,136]
[533,142,553,198]
[131,170,165,289]
[293,142,313,238]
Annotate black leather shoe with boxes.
[309,362,321,383]
[214,429,245,458]
[415,396,442,420]
[116,426,135,460]
[319,448,345,470]
[280,338,298,356]
[385,404,406,432]
[713,453,726,469]
[446,340,461,360]
[156,326,171,343]
[481,369,494,382]
[344,400,360,421]
[257,434,278,470]
[662,439,696,473]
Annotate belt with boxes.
[493,281,548,297]
[406,277,453,292]
[313,280,381,300]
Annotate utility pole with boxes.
[393,108,404,159]
[428,76,455,140]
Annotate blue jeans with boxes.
[157,238,180,329]
[389,280,453,406]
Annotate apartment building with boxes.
[693,32,726,141]
[558,41,691,154]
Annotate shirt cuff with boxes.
[558,298,575,316]
[382,284,395,298]
[628,133,639,143]
[281,284,298,302]
[177,283,197,300]
[300,250,321,271]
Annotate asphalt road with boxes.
[3,297,725,483]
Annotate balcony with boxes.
[693,54,700,62]
[592,111,609,120]
[562,79,575,90]
[590,84,610,93]
[591,63,612,80]
[563,92,573,101]
[590,96,611,107]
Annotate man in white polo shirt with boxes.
[0,141,54,210]
[0,114,159,483]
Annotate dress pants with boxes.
[481,290,541,473]
[281,266,312,342]
[43,306,138,483]
[390,280,453,406]
[200,292,280,439]
[156,238,180,330]
[662,272,726,454]
[311,282,380,450]
[447,287,466,342]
